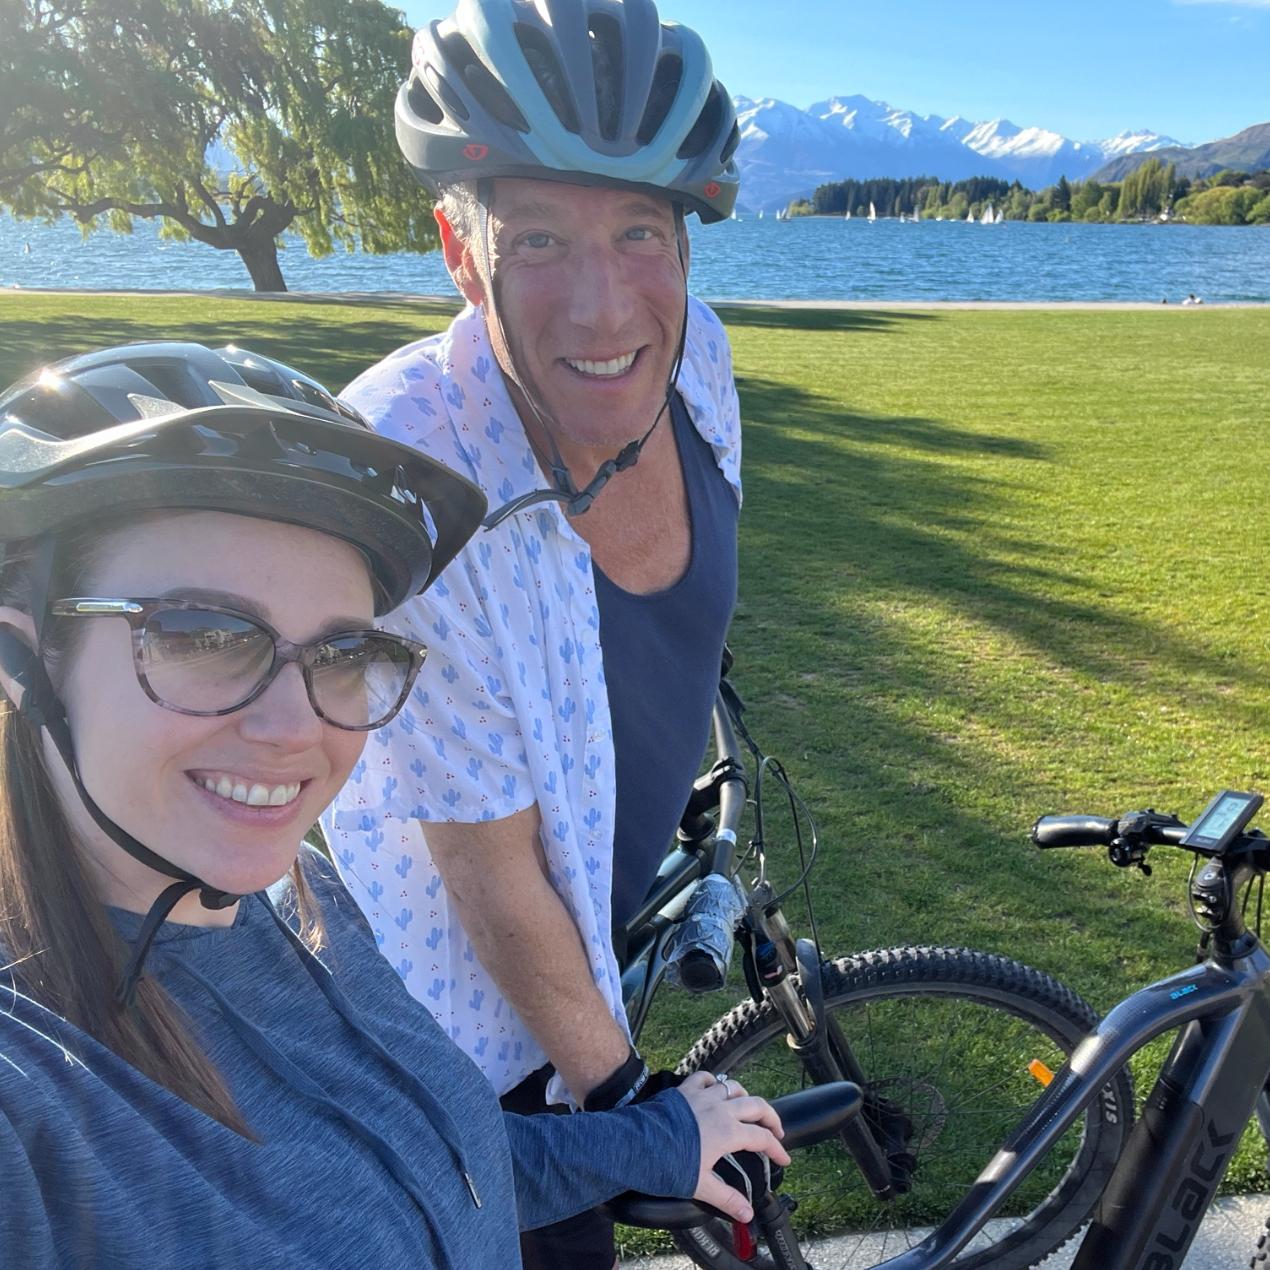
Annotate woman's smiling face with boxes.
[50,511,373,918]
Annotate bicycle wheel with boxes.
[673,946,1134,1270]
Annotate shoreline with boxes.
[2,287,1267,311]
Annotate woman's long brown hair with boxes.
[0,524,325,1137]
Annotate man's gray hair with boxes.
[437,181,481,242]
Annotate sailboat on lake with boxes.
[867,201,877,223]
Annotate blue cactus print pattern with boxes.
[320,299,742,1098]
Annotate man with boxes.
[322,1,742,1263]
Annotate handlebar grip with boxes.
[677,947,726,992]
[1031,815,1117,848]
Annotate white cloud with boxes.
[1173,0,1270,7]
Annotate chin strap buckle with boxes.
[564,440,643,518]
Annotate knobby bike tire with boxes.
[670,946,1134,1270]
[1254,1215,1270,1267]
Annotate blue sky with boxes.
[398,0,1269,144]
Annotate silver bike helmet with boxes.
[0,342,487,612]
[396,0,740,221]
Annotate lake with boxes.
[1,212,1266,303]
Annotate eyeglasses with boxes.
[49,598,426,732]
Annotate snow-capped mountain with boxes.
[733,95,1188,211]
[1098,130,1183,161]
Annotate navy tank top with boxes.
[594,394,739,928]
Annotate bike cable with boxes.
[1240,867,1265,939]
[726,685,825,961]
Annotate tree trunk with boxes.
[237,237,287,292]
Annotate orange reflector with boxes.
[1029,1059,1055,1087]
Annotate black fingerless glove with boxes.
[582,1050,686,1111]
[713,1149,785,1204]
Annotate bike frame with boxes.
[618,677,1270,1268]
[619,844,708,1040]
[618,692,745,1041]
[617,689,910,1199]
[869,919,1270,1268]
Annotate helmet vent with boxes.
[514,23,580,134]
[461,59,529,132]
[637,53,682,144]
[586,14,623,142]
[407,74,445,126]
[720,119,741,165]
[435,21,528,133]
[424,63,470,122]
[677,82,724,160]
[232,360,288,398]
[288,378,339,413]
[129,362,198,408]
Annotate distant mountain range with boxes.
[733,95,1209,212]
[205,97,1267,214]
[1091,121,1270,182]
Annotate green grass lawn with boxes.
[3,293,1267,1240]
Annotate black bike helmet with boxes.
[0,342,486,612]
[397,0,741,221]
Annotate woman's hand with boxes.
[677,1071,790,1223]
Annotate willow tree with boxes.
[1,0,434,291]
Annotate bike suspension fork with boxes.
[752,1191,810,1270]
[750,932,901,1200]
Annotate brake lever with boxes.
[1107,808,1182,876]
[1108,836,1152,876]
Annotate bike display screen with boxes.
[1180,789,1263,853]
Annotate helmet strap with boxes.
[15,536,239,1007]
[474,183,691,530]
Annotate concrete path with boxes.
[625,1194,1265,1268]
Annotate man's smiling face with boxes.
[441,178,688,457]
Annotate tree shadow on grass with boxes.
[711,303,940,334]
[688,371,1270,1002]
[195,289,462,317]
[736,374,1268,717]
[0,305,454,394]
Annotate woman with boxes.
[0,342,786,1268]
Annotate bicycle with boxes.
[605,657,1136,1269]
[861,795,1270,1268]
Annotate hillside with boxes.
[1093,121,1270,182]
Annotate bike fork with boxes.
[752,1192,810,1270]
[759,941,904,1201]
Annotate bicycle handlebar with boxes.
[1033,811,1189,851]
[710,691,746,876]
[1030,814,1119,848]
